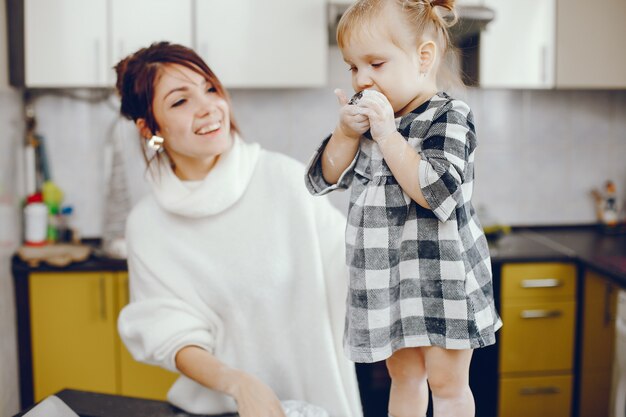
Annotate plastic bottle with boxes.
[47,205,59,243]
[24,194,48,246]
[58,206,74,243]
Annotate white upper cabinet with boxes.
[479,0,626,88]
[195,0,327,88]
[556,0,626,88]
[110,0,193,84]
[24,0,108,87]
[0,0,9,90]
[10,0,327,88]
[12,0,192,88]
[480,0,556,88]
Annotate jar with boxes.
[24,202,48,246]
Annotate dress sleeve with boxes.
[417,99,476,223]
[118,224,223,373]
[305,135,359,196]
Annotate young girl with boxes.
[305,1,501,416]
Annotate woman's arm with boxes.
[175,346,286,417]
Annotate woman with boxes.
[115,42,362,417]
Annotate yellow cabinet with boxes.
[500,300,575,374]
[498,263,576,417]
[578,270,617,417]
[28,271,178,402]
[116,273,178,400]
[30,272,119,401]
[499,374,572,417]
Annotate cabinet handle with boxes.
[118,40,125,62]
[200,42,209,61]
[520,309,562,319]
[540,45,548,85]
[520,278,561,288]
[94,39,101,84]
[99,275,107,321]
[604,283,615,326]
[520,386,560,396]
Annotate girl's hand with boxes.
[356,90,397,143]
[230,370,286,417]
[335,89,370,140]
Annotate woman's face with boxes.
[151,63,232,178]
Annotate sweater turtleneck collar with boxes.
[149,134,260,217]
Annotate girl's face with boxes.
[151,63,232,178]
[341,15,436,116]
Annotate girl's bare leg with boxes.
[423,346,474,417]
[385,347,429,417]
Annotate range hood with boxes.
[327,3,496,86]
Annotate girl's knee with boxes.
[385,348,426,383]
[427,371,470,398]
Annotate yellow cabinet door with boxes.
[30,272,118,401]
[502,263,576,302]
[499,374,572,417]
[116,273,179,400]
[500,300,576,374]
[578,270,617,417]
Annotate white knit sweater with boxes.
[117,136,362,417]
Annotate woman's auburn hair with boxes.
[114,41,240,166]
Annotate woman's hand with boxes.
[335,89,370,141]
[229,370,287,417]
[355,90,396,143]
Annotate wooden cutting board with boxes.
[17,244,92,268]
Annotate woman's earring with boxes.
[147,135,164,152]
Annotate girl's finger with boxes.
[334,88,348,107]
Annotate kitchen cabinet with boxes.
[9,0,327,88]
[191,0,327,88]
[498,262,576,417]
[110,0,193,83]
[23,270,177,405]
[480,0,556,88]
[479,0,626,88]
[577,270,618,417]
[8,0,192,88]
[0,0,10,90]
[30,272,118,401]
[16,0,109,87]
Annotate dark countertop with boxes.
[14,389,236,417]
[487,225,626,287]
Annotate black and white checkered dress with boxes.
[306,92,502,363]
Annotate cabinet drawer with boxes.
[502,263,576,301]
[500,301,575,373]
[499,374,572,417]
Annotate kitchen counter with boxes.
[14,389,236,417]
[13,225,626,287]
[488,225,626,288]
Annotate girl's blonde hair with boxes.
[337,0,464,92]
